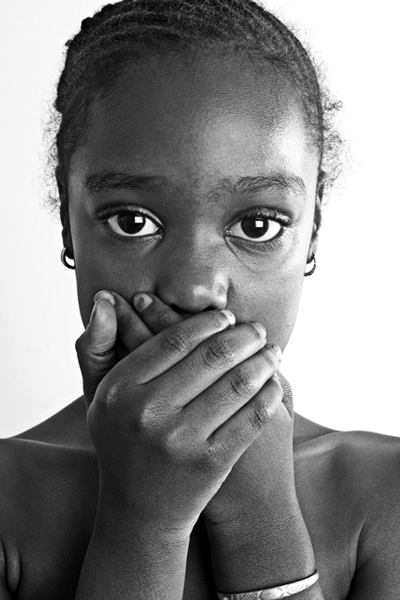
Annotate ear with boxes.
[307,169,324,260]
[61,225,73,258]
[307,221,319,263]
[56,165,74,257]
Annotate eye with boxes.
[228,214,283,243]
[106,210,161,237]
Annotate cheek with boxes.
[70,187,314,333]
[75,262,155,327]
[228,214,313,349]
[71,209,156,326]
[231,258,305,351]
[267,271,304,351]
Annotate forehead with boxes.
[72,50,318,190]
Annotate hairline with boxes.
[62,41,321,183]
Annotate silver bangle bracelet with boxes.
[216,569,319,599]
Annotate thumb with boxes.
[75,295,117,407]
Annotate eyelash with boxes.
[226,207,291,251]
[96,204,291,250]
[97,205,162,245]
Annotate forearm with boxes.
[74,496,189,600]
[206,489,323,598]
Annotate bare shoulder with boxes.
[0,396,95,500]
[0,398,98,520]
[293,419,400,597]
[0,434,98,540]
[317,428,400,495]
[332,430,400,545]
[0,403,98,596]
[297,423,400,571]
[296,425,400,509]
[0,396,95,511]
[326,430,400,597]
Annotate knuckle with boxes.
[198,439,227,473]
[160,326,192,356]
[268,374,284,397]
[230,367,256,398]
[209,310,228,330]
[132,402,164,437]
[269,375,289,415]
[118,311,136,336]
[140,398,165,429]
[163,423,186,456]
[249,397,270,431]
[96,377,123,409]
[95,371,138,412]
[92,388,118,421]
[247,322,266,343]
[260,349,278,371]
[152,309,173,332]
[202,337,236,370]
[75,334,85,355]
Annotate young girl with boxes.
[1,1,399,598]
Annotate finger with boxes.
[75,296,118,406]
[152,321,268,408]
[207,373,284,463]
[116,308,236,386]
[95,290,153,354]
[182,343,281,438]
[276,368,294,418]
[133,292,185,334]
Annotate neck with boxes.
[278,370,336,444]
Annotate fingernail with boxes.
[93,290,116,306]
[250,321,267,341]
[133,293,154,312]
[265,343,282,360]
[220,309,236,328]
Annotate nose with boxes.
[154,237,229,314]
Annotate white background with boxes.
[0,0,399,438]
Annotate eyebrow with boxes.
[84,171,306,198]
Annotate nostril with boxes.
[170,304,190,315]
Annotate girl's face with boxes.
[67,50,319,350]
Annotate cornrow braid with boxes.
[49,0,342,228]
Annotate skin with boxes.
[1,48,400,600]
[66,51,318,337]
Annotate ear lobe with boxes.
[306,169,324,263]
[56,165,73,254]
[314,168,325,235]
[308,233,319,263]
[307,207,320,262]
[308,211,319,263]
[61,226,73,254]
[317,169,326,200]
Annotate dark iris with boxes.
[241,216,269,238]
[117,213,146,234]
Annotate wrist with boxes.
[76,489,190,600]
[206,498,306,553]
[216,570,321,600]
[206,503,316,593]
[204,477,300,531]
[203,434,297,528]
[97,483,194,546]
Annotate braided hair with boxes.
[49,0,342,231]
